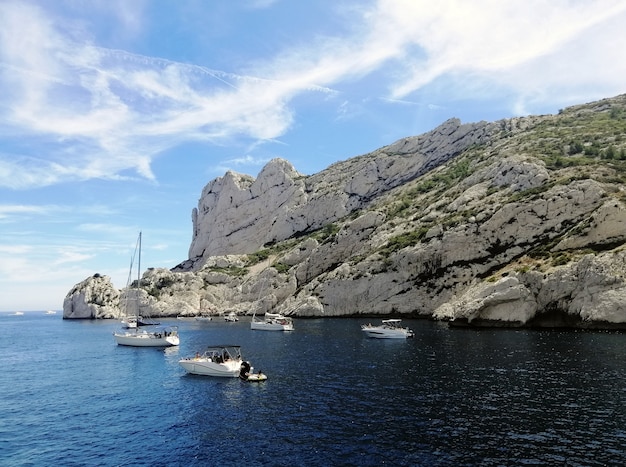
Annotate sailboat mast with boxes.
[138,231,142,288]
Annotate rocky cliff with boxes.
[64,94,626,328]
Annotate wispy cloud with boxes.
[0,203,58,222]
[361,0,626,101]
[1,0,625,191]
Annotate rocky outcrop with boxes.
[63,274,119,319]
[188,118,496,265]
[65,94,626,328]
[434,251,626,329]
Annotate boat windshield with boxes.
[203,346,241,361]
[382,319,402,327]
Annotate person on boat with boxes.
[195,352,200,359]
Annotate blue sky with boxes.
[1,0,625,312]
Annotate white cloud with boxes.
[0,244,33,254]
[0,204,46,216]
[1,0,625,191]
[362,0,626,102]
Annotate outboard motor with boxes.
[240,361,251,379]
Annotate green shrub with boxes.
[379,229,428,256]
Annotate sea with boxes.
[0,312,624,467]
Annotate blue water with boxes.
[1,312,625,466]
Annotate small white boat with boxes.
[121,316,157,328]
[12,311,24,316]
[224,312,238,322]
[250,312,294,331]
[195,315,212,322]
[121,316,137,328]
[45,310,57,315]
[361,319,414,339]
[113,327,180,347]
[179,345,248,377]
[245,372,267,382]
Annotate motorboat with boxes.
[179,345,248,377]
[113,327,180,347]
[121,315,159,328]
[45,310,57,315]
[250,312,294,331]
[239,361,267,382]
[195,315,212,322]
[224,312,239,322]
[361,319,414,339]
[121,316,137,328]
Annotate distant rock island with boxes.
[64,94,626,329]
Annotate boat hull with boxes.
[250,321,294,331]
[179,358,242,377]
[361,329,413,339]
[113,330,179,347]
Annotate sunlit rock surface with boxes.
[64,95,626,328]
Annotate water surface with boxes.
[0,313,624,466]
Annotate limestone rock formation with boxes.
[64,94,626,329]
[63,274,120,319]
[434,251,626,329]
[188,118,496,264]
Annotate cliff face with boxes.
[64,94,626,328]
[186,118,496,265]
[63,274,120,319]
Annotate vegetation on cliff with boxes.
[65,94,626,328]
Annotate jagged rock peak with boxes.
[63,273,120,319]
[189,158,306,264]
[188,119,497,268]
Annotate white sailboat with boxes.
[194,308,213,321]
[250,312,294,331]
[249,263,294,331]
[113,232,179,347]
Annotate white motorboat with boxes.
[361,319,414,339]
[224,312,239,322]
[45,310,57,315]
[114,327,180,347]
[179,345,248,377]
[121,316,137,328]
[250,312,294,331]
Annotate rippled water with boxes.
[0,312,624,466]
